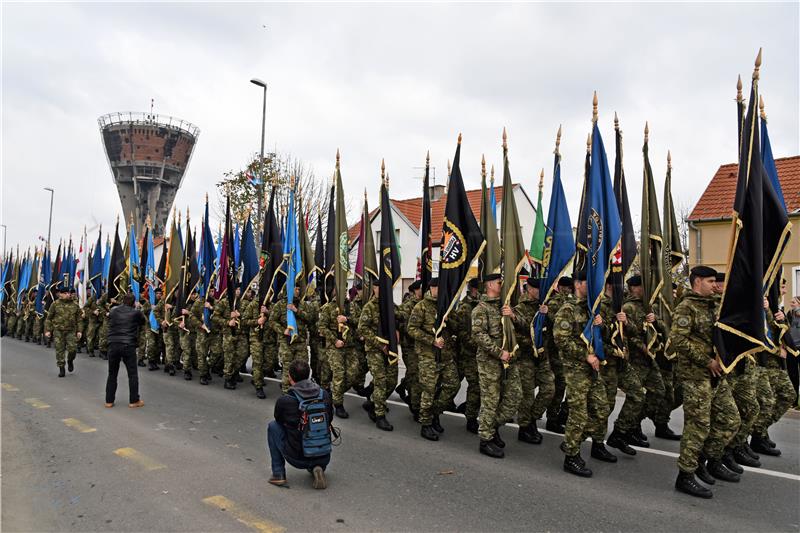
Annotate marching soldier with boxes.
[147,288,165,370]
[452,278,482,433]
[44,287,82,377]
[179,292,199,379]
[97,293,112,360]
[242,290,268,398]
[137,294,150,367]
[358,283,397,431]
[84,292,99,356]
[189,293,214,386]
[269,286,313,393]
[543,276,574,433]
[396,279,422,412]
[318,284,360,418]
[349,282,371,397]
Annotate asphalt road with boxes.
[2,336,799,533]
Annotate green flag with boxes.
[479,156,501,281]
[500,130,526,362]
[164,214,184,308]
[333,151,350,317]
[640,123,664,358]
[528,170,546,274]
[660,153,685,357]
[297,193,316,301]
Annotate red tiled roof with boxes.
[348,185,513,243]
[688,155,800,221]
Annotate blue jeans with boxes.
[267,420,330,476]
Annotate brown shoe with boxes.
[311,466,327,489]
[104,403,114,408]
[268,474,287,487]
[129,400,145,408]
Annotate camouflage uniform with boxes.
[188,298,211,377]
[350,297,369,390]
[452,292,482,421]
[262,303,278,376]
[513,294,555,428]
[397,293,421,408]
[408,293,460,425]
[553,296,610,455]
[358,295,399,418]
[45,297,80,368]
[137,299,151,364]
[726,358,760,448]
[97,295,111,356]
[306,296,322,383]
[242,298,266,386]
[752,309,795,437]
[16,299,29,339]
[161,302,180,369]
[216,297,249,382]
[544,290,571,422]
[471,296,522,441]
[319,299,360,405]
[149,299,166,364]
[84,295,99,354]
[179,298,198,371]
[622,296,667,424]
[672,290,740,473]
[269,297,312,392]
[6,301,18,338]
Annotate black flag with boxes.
[419,151,433,294]
[612,114,636,313]
[324,178,336,302]
[314,212,325,300]
[435,135,485,335]
[573,133,592,273]
[107,220,126,300]
[378,172,402,364]
[259,186,283,305]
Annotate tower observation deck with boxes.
[98,112,199,236]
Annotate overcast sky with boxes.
[2,2,798,254]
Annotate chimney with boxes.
[429,184,446,202]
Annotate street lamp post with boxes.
[250,78,267,238]
[44,187,54,251]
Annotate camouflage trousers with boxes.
[753,362,795,436]
[32,316,43,343]
[655,363,682,424]
[278,338,308,392]
[352,343,369,390]
[365,349,399,417]
[207,332,223,372]
[546,349,567,420]
[631,357,666,423]
[163,328,180,366]
[86,318,99,353]
[309,336,322,384]
[614,359,647,434]
[147,329,163,362]
[179,329,197,370]
[456,348,481,419]
[7,316,17,337]
[727,360,760,448]
[563,364,609,455]
[248,328,265,384]
[328,347,360,405]
[476,356,522,441]
[516,355,555,427]
[401,339,419,408]
[194,329,211,376]
[15,316,26,338]
[98,319,109,354]
[137,326,148,362]
[223,332,249,381]
[418,350,460,425]
[264,332,278,373]
[677,378,740,473]
[316,343,332,390]
[53,330,77,367]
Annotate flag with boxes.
[107,221,126,300]
[574,134,592,273]
[533,127,575,353]
[378,173,402,364]
[245,167,262,186]
[89,228,103,298]
[479,156,501,281]
[333,152,350,316]
[500,130,527,361]
[736,74,745,156]
[102,238,111,291]
[660,152,684,336]
[354,190,378,303]
[580,117,622,361]
[640,122,664,357]
[435,135,485,335]
[282,179,303,343]
[233,222,241,272]
[215,196,236,307]
[181,216,200,308]
[35,248,51,315]
[324,176,336,302]
[714,54,792,372]
[145,222,159,331]
[239,213,260,293]
[314,213,325,300]
[199,198,217,329]
[128,222,140,301]
[490,172,498,224]
[419,152,433,294]
[297,194,317,300]
[258,185,283,305]
[76,230,88,307]
[164,215,184,309]
[528,170,546,275]
[612,114,637,313]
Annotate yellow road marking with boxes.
[62,418,96,433]
[1,383,19,391]
[24,398,50,409]
[113,447,166,471]
[202,495,285,533]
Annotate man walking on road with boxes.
[105,293,146,408]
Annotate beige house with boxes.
[687,155,800,307]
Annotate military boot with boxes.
[421,425,439,441]
[334,405,349,418]
[88,350,96,357]
[465,417,479,434]
[199,375,210,386]
[518,425,542,445]
[395,381,409,405]
[58,366,66,378]
[733,446,760,468]
[706,458,741,482]
[184,370,193,381]
[655,423,681,440]
[675,471,713,499]
[634,423,649,443]
[696,454,715,485]
[545,419,565,434]
[100,352,108,360]
[480,439,504,459]
[67,360,74,373]
[431,415,444,434]
[564,454,592,477]
[492,429,506,449]
[750,434,781,456]
[607,429,636,455]
[590,441,618,463]
[224,379,236,390]
[375,416,393,431]
[764,432,777,448]
[148,360,159,371]
[721,448,744,474]
[362,401,377,422]
[255,386,266,399]
[168,365,176,377]
[625,430,649,448]
[743,441,760,460]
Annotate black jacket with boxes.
[273,379,333,460]
[107,304,146,347]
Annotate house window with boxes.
[793,266,800,298]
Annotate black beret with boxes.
[353,279,363,289]
[715,272,726,283]
[408,280,422,291]
[626,274,642,287]
[526,277,541,290]
[572,270,587,282]
[468,278,480,289]
[483,273,502,282]
[672,282,678,289]
[429,277,439,287]
[691,265,718,279]
[557,276,573,287]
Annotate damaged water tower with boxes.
[98,110,199,236]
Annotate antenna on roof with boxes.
[149,98,155,121]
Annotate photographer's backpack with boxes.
[291,389,332,457]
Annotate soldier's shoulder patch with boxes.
[676,316,690,328]
[558,320,571,330]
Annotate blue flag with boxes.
[90,230,103,298]
[102,239,111,291]
[283,184,303,343]
[761,119,786,212]
[533,147,575,352]
[129,223,140,301]
[490,176,498,224]
[199,201,217,329]
[580,123,622,360]
[239,214,260,293]
[145,226,159,332]
[233,222,241,271]
[35,249,51,315]
[66,242,76,292]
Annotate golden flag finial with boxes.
[364,188,368,201]
[481,154,486,179]
[381,158,385,181]
[644,121,650,143]
[667,150,672,170]
[290,174,295,189]
[538,169,544,191]
[335,148,340,169]
[502,127,508,151]
[736,74,743,103]
[592,91,598,124]
[753,48,762,80]
[759,94,767,121]
[447,159,451,177]
[129,211,134,226]
[457,132,462,145]
[426,150,430,168]
[145,214,152,228]
[385,171,390,189]
[586,132,592,153]
[490,164,495,184]
[177,209,182,226]
[555,125,562,156]
[614,111,619,130]
[186,206,190,221]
